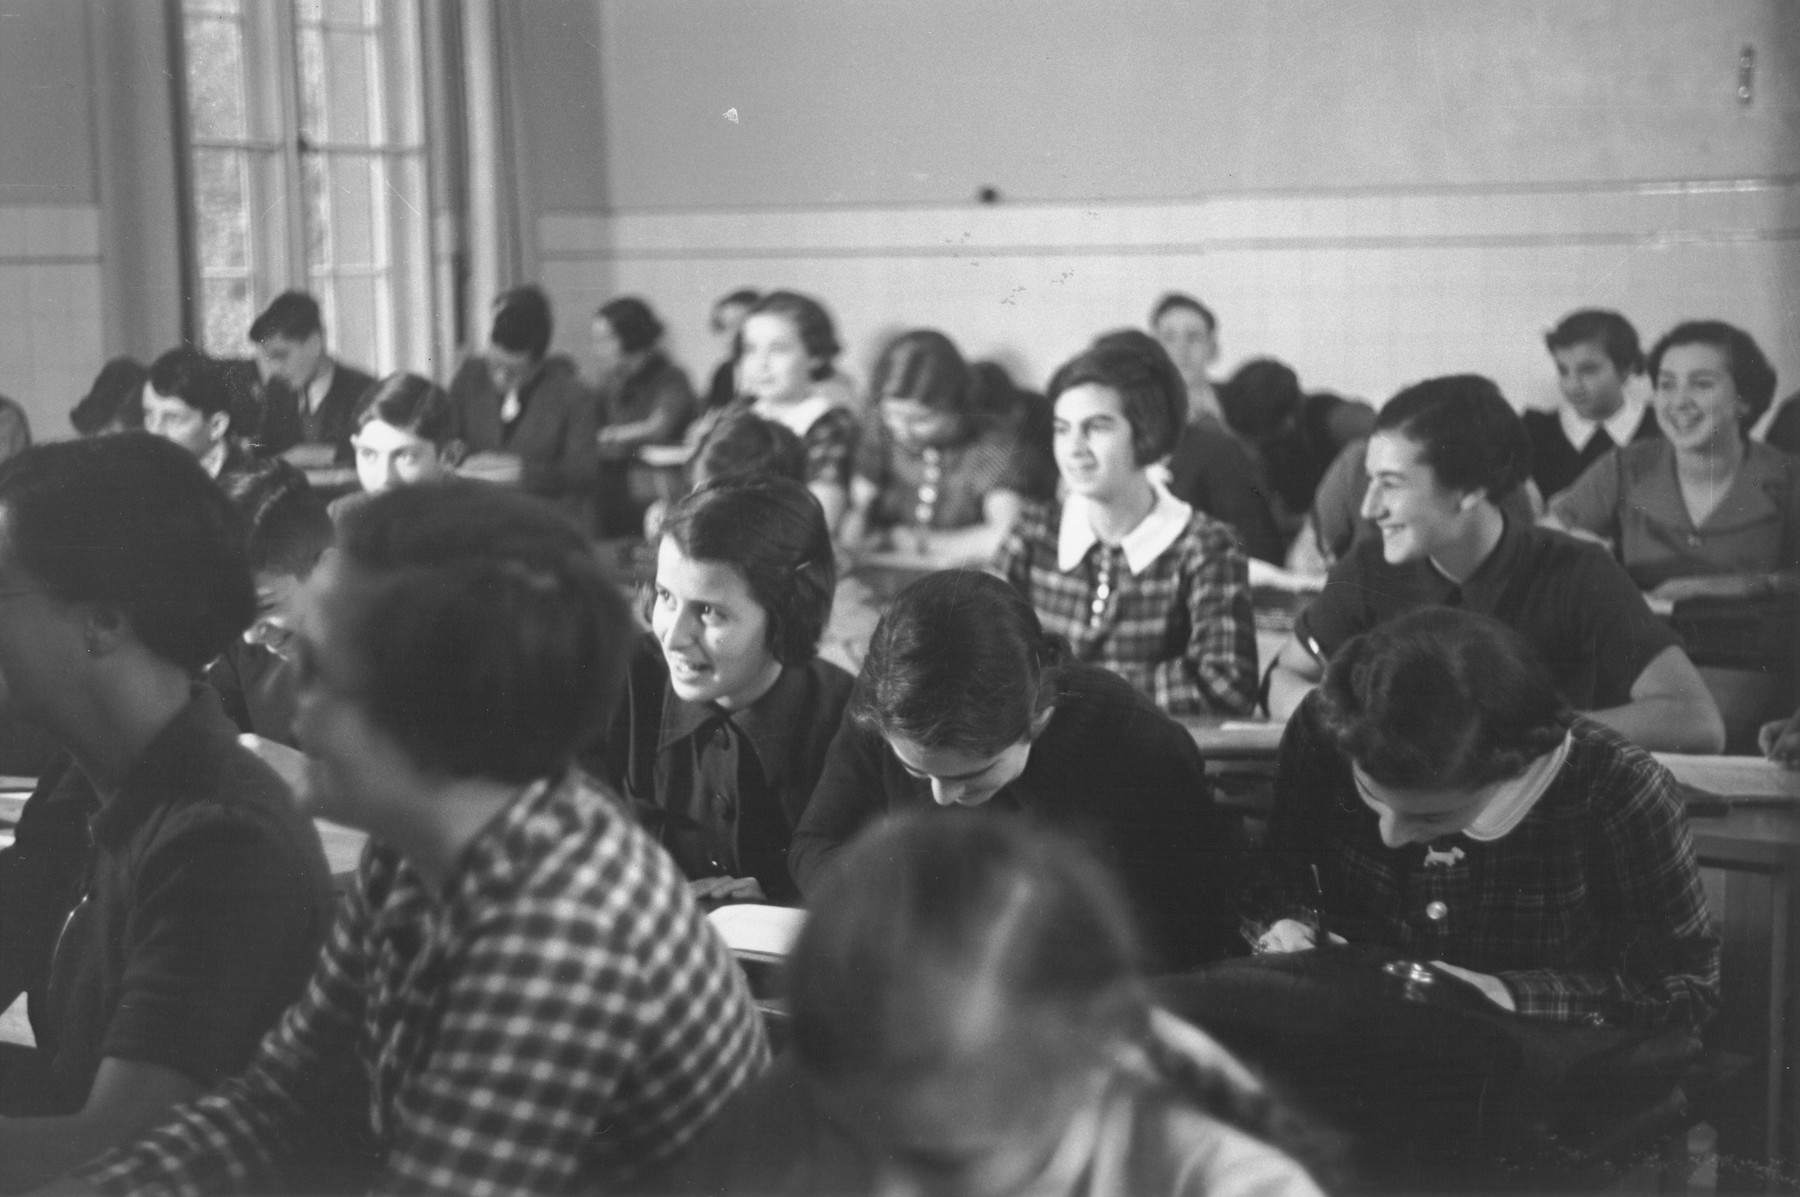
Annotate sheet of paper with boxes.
[708,903,807,959]
[1654,753,1800,802]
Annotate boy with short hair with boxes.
[143,348,255,484]
[1527,308,1659,500]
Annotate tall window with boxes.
[181,0,436,373]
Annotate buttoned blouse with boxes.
[1549,438,1800,590]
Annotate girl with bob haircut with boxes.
[595,474,851,904]
[1549,319,1796,749]
[841,328,1055,565]
[657,813,1326,1197]
[792,568,1239,967]
[1251,607,1720,1030]
[995,337,1258,717]
[732,290,859,529]
[592,295,698,535]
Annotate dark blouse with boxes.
[592,636,853,903]
[791,663,1238,968]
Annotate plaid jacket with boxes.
[996,496,1258,717]
[1250,699,1720,1029]
[83,772,768,1196]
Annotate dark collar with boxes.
[658,662,815,792]
[1413,511,1526,609]
[89,685,241,846]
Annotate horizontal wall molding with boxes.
[541,176,1800,262]
[0,205,101,262]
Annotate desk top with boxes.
[1184,717,1287,760]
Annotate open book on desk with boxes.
[707,903,807,961]
[1654,753,1800,806]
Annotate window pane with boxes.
[193,149,250,269]
[324,274,379,371]
[297,27,327,141]
[185,0,241,15]
[328,156,377,267]
[201,276,253,355]
[302,152,332,267]
[385,1,421,143]
[295,0,324,25]
[184,17,247,140]
[324,0,371,26]
[325,30,373,144]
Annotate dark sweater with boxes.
[791,663,1238,968]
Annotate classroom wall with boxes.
[545,0,1800,414]
[0,0,184,442]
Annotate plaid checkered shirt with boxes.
[1251,701,1721,1028]
[995,495,1258,717]
[80,771,769,1196]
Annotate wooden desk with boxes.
[1682,803,1800,1186]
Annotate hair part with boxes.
[248,290,324,345]
[790,812,1146,1083]
[1317,607,1572,790]
[1372,374,1531,498]
[595,296,665,355]
[147,346,235,421]
[222,460,332,580]
[336,480,634,782]
[871,329,971,414]
[490,284,553,360]
[0,434,254,671]
[690,412,807,489]
[850,570,1068,755]
[747,290,841,380]
[353,372,456,446]
[1544,308,1643,376]
[1051,334,1186,465]
[72,357,148,436]
[1150,292,1217,334]
[660,474,835,666]
[1647,320,1779,428]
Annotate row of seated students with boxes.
[0,424,1720,1193]
[64,286,1793,766]
[0,285,1778,1189]
[66,282,1796,751]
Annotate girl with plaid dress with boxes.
[841,329,1056,565]
[995,333,1258,717]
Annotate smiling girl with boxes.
[734,290,860,530]
[792,568,1239,968]
[995,336,1258,717]
[594,475,850,904]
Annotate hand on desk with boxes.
[1760,710,1800,768]
[1252,918,1345,954]
[457,452,523,486]
[1429,961,1517,1012]
[691,875,766,905]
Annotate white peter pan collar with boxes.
[1057,484,1193,575]
[1463,730,1573,842]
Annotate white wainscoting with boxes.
[0,205,105,442]
[536,177,1800,414]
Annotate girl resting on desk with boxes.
[734,290,860,531]
[653,813,1328,1197]
[840,329,1055,565]
[994,333,1258,718]
[592,474,851,905]
[791,568,1240,968]
[1249,606,1720,1029]
[1548,320,1798,751]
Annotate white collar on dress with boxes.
[1463,730,1574,842]
[1557,382,1648,453]
[305,359,336,415]
[1057,482,1193,575]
